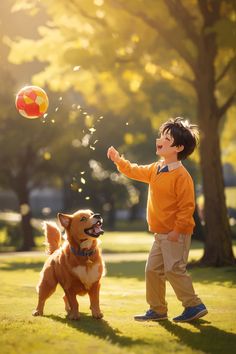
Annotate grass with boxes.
[1,233,236,354]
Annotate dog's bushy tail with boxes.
[43,222,61,254]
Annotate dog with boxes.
[32,209,104,320]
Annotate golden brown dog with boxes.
[32,209,104,320]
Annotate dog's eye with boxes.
[80,216,87,222]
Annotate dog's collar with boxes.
[70,246,96,257]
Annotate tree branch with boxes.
[217,90,236,119]
[110,0,197,74]
[69,0,109,28]
[197,0,220,26]
[216,57,236,85]
[172,73,195,86]
[165,0,200,44]
[197,0,210,20]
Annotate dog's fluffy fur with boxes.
[32,209,105,320]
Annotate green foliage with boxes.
[221,106,236,164]
[6,0,236,166]
[1,223,23,249]
[0,218,44,250]
[7,0,198,117]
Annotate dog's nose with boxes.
[93,213,101,219]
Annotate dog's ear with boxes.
[58,213,72,229]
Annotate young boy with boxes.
[107,117,207,322]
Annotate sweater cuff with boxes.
[115,157,127,170]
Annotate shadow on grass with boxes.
[0,260,44,272]
[186,266,236,287]
[159,319,236,354]
[106,261,146,281]
[45,313,147,348]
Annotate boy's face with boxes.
[156,131,183,160]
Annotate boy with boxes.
[107,117,207,322]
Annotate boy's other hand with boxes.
[107,146,121,163]
[167,230,180,242]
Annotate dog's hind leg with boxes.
[64,291,80,320]
[32,281,57,316]
[63,294,71,314]
[32,267,57,316]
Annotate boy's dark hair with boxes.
[159,117,199,160]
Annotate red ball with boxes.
[15,86,49,119]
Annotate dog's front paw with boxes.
[92,311,104,319]
[32,309,43,316]
[68,312,80,320]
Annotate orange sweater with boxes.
[116,158,195,235]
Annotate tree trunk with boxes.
[15,181,35,251]
[194,11,235,265]
[20,209,35,251]
[192,206,205,242]
[198,118,235,265]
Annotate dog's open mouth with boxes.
[84,220,104,238]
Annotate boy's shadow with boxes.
[45,314,147,348]
[159,319,236,354]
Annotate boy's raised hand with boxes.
[107,146,121,163]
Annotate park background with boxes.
[0,1,236,353]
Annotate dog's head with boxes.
[58,209,104,244]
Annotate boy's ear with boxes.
[176,145,184,152]
[58,213,72,229]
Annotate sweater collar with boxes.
[157,160,182,173]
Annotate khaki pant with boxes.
[145,234,202,314]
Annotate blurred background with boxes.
[0,0,235,265]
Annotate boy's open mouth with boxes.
[157,145,163,149]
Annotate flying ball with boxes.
[15,85,49,119]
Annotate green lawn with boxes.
[1,233,236,354]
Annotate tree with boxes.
[7,0,236,264]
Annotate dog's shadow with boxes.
[45,313,147,347]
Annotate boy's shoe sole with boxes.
[173,309,208,322]
[134,315,168,322]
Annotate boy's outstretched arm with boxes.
[107,146,154,183]
[107,146,122,163]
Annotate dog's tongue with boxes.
[95,225,102,234]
